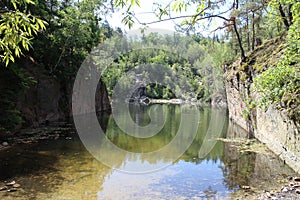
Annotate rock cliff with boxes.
[225,37,300,173]
[1,58,111,130]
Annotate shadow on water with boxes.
[0,104,297,199]
[0,143,60,181]
[221,121,297,196]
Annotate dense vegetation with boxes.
[0,0,114,129]
[117,0,299,120]
[101,33,232,102]
[0,0,299,130]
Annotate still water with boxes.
[0,104,296,199]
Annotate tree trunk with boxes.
[233,22,246,61]
[252,12,255,50]
[278,3,290,31]
[246,2,251,52]
[288,4,293,26]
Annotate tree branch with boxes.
[133,7,232,26]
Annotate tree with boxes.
[114,0,251,60]
[0,0,115,129]
[0,0,46,66]
[29,0,111,80]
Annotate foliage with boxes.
[29,0,110,81]
[254,65,298,107]
[0,0,46,66]
[1,0,299,129]
[0,64,36,129]
[101,33,227,101]
[254,0,300,120]
[0,0,115,129]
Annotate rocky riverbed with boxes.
[1,123,299,199]
[0,122,75,151]
[257,176,300,200]
[217,138,300,199]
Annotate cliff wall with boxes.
[0,58,111,130]
[225,37,300,173]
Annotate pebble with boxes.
[282,187,288,193]
[13,184,21,188]
[7,188,17,192]
[0,186,7,191]
[242,185,251,190]
[2,142,8,146]
[6,181,16,186]
[294,177,300,182]
[296,189,300,194]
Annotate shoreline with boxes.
[0,122,75,152]
[0,122,299,199]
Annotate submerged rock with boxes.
[2,142,8,146]
[242,185,251,190]
[7,188,17,192]
[282,187,289,193]
[0,186,7,191]
[294,177,300,182]
[13,184,21,188]
[6,181,16,186]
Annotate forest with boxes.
[0,0,299,130]
[0,0,300,199]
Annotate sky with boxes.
[106,0,226,37]
[108,0,175,31]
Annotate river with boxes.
[0,104,296,199]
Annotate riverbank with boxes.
[0,116,299,199]
[129,98,227,108]
[224,37,300,174]
[0,122,75,152]
[0,124,299,199]
[217,136,300,199]
[230,176,300,200]
[1,126,299,199]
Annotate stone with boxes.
[13,184,21,188]
[6,181,16,186]
[282,187,288,193]
[2,142,8,146]
[294,177,300,182]
[293,184,300,188]
[7,188,17,192]
[296,189,300,194]
[0,186,7,191]
[242,185,250,190]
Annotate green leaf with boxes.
[12,2,17,9]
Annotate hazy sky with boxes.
[108,0,178,31]
[107,0,226,36]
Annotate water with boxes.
[0,104,296,199]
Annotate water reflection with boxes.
[0,104,297,200]
[94,104,226,173]
[223,121,296,198]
